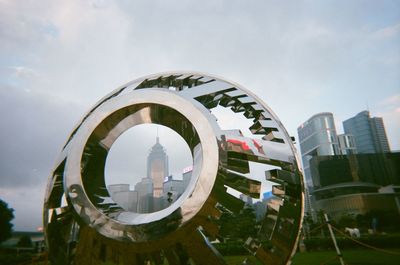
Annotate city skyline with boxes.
[108,135,192,214]
[105,124,193,189]
[298,110,394,187]
[297,109,397,220]
[1,0,399,231]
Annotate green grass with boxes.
[224,255,262,265]
[291,249,400,265]
[224,249,400,265]
[3,249,398,265]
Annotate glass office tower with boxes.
[297,112,340,188]
[297,112,340,219]
[343,111,390,154]
[338,134,357,155]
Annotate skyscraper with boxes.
[108,136,177,213]
[337,134,357,155]
[147,136,169,198]
[343,111,390,154]
[297,112,340,188]
[371,116,391,153]
[135,177,153,213]
[297,112,340,220]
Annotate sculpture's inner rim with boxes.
[80,103,203,223]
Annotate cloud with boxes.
[7,66,41,85]
[0,185,45,231]
[0,1,59,57]
[0,82,86,230]
[379,94,400,105]
[370,23,400,40]
[0,85,84,188]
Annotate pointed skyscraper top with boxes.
[150,134,165,152]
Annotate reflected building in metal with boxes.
[44,72,304,265]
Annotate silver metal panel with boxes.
[179,80,234,98]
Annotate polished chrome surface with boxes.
[44,72,304,265]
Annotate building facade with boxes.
[343,111,390,154]
[108,137,193,213]
[310,152,400,189]
[134,177,153,213]
[371,116,391,153]
[297,112,340,218]
[337,134,357,155]
[297,112,340,189]
[147,137,169,199]
[310,152,400,219]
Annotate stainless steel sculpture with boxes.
[44,72,304,264]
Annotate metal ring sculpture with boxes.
[44,72,304,265]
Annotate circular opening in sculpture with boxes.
[104,124,193,213]
[79,102,205,224]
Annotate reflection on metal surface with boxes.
[44,72,304,264]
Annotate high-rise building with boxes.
[163,175,184,195]
[147,137,169,198]
[108,184,139,212]
[297,112,340,188]
[371,116,391,153]
[182,167,193,190]
[297,113,340,219]
[343,111,390,154]
[337,134,357,155]
[134,177,153,213]
[107,137,193,213]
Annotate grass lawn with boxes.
[291,249,400,265]
[224,249,400,265]
[2,249,399,265]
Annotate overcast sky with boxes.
[105,124,193,187]
[0,0,399,231]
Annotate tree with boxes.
[0,198,14,243]
[218,206,257,241]
[17,235,32,248]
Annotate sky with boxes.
[105,124,193,187]
[0,0,399,231]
